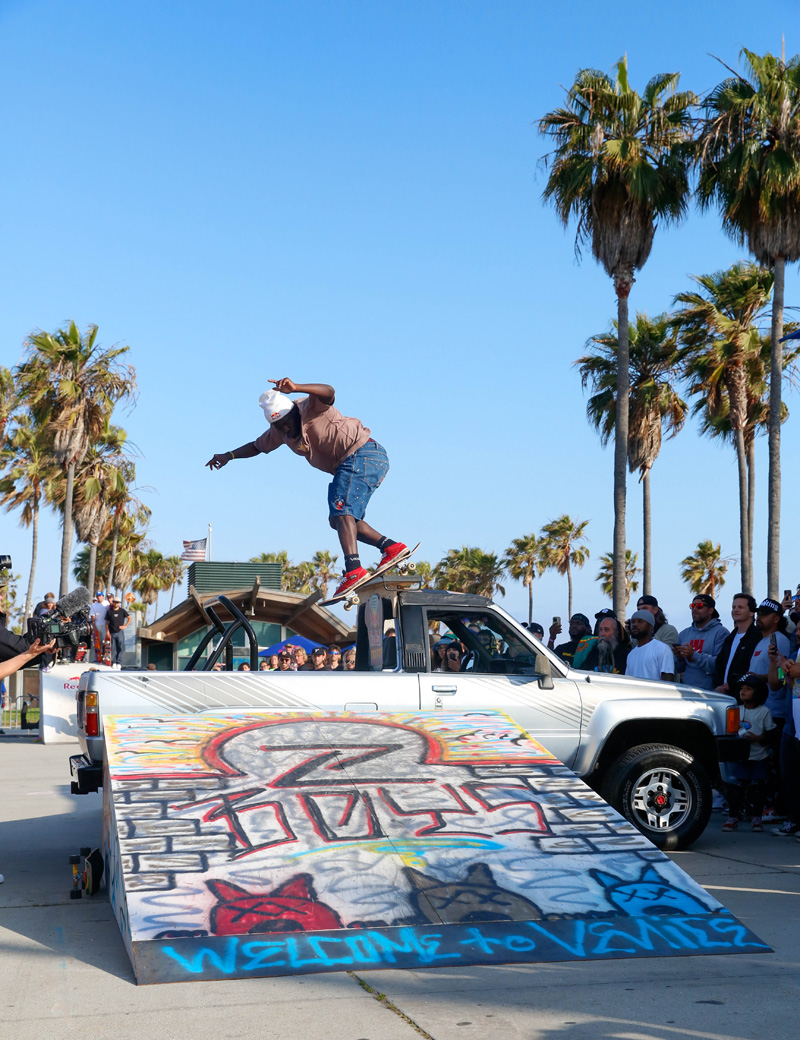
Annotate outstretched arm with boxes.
[206,442,260,470]
[0,639,56,681]
[270,378,334,405]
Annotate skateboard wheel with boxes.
[69,855,80,865]
[79,847,91,857]
[70,889,82,899]
[406,561,416,573]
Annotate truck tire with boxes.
[600,743,711,851]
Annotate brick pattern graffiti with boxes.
[101,711,769,983]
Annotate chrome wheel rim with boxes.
[629,767,692,832]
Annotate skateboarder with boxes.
[206,378,407,599]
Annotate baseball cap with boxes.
[637,595,659,607]
[312,646,326,655]
[570,613,592,628]
[691,594,716,607]
[529,623,545,637]
[631,609,655,626]
[595,607,616,619]
[757,598,783,615]
[259,389,294,424]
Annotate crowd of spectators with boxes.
[212,644,356,672]
[533,590,800,840]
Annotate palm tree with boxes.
[672,262,774,594]
[539,57,695,618]
[310,550,339,599]
[70,424,130,596]
[433,547,506,598]
[283,560,315,594]
[250,551,293,590]
[577,312,686,594]
[16,322,136,595]
[596,549,640,605]
[0,418,59,621]
[163,555,185,610]
[696,48,800,597]
[0,366,18,445]
[680,540,730,597]
[133,549,170,623]
[503,534,543,624]
[539,515,590,619]
[110,512,152,600]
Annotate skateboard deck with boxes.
[321,542,420,610]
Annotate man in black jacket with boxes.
[714,593,761,699]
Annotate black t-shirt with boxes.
[105,607,129,634]
[554,639,581,666]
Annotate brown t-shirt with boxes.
[253,395,371,475]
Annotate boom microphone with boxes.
[55,585,92,617]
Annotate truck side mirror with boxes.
[535,653,554,690]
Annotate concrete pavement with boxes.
[1,738,798,1040]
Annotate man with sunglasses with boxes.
[206,377,407,601]
[326,647,342,670]
[674,594,730,690]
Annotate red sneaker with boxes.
[378,542,408,568]
[332,567,368,598]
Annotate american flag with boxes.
[181,537,207,562]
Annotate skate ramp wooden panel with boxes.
[101,710,769,984]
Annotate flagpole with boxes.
[208,522,212,562]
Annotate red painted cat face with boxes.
[207,874,342,934]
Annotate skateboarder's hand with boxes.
[269,377,297,394]
[206,453,230,470]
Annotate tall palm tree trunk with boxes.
[24,495,40,623]
[170,582,177,611]
[87,544,98,600]
[60,460,76,596]
[566,564,573,620]
[734,429,751,595]
[107,511,121,591]
[527,581,533,625]
[767,256,785,599]
[642,469,651,596]
[747,438,755,585]
[612,276,631,619]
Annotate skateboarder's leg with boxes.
[328,441,405,597]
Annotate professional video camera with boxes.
[27,585,93,649]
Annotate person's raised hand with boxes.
[206,453,230,471]
[269,377,297,394]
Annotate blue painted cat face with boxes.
[590,865,711,916]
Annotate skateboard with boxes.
[321,542,420,611]
[69,846,104,898]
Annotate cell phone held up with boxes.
[552,616,561,626]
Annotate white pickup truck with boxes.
[68,581,745,850]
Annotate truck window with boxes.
[427,610,540,675]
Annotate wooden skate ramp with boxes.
[101,710,769,984]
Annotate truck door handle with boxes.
[432,685,457,695]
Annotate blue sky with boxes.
[2,0,800,632]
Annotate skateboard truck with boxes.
[69,846,104,899]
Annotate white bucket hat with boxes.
[259,389,294,423]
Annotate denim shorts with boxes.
[328,440,389,521]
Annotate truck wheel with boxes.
[600,743,711,851]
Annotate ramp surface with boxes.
[101,710,768,984]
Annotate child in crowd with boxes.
[723,673,776,832]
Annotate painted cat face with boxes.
[591,866,711,916]
[207,874,342,934]
[404,862,544,924]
